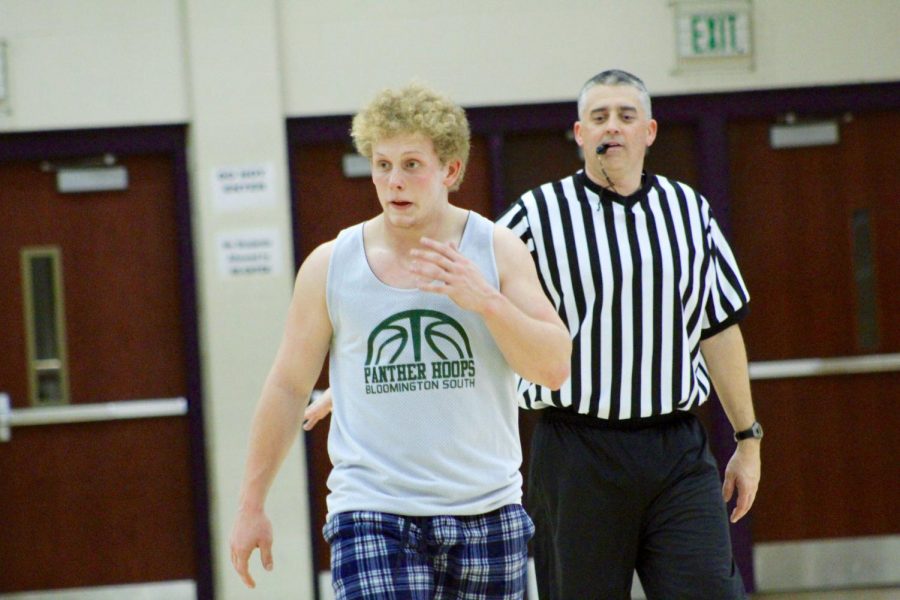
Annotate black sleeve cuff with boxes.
[700,303,750,340]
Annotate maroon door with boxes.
[0,152,199,593]
[727,110,900,543]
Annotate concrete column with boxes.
[181,1,314,597]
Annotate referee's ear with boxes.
[572,120,585,148]
[645,119,658,148]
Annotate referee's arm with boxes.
[700,323,761,524]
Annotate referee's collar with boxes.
[577,169,655,208]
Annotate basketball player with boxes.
[229,84,570,599]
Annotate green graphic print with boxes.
[364,310,476,395]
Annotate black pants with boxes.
[527,410,746,600]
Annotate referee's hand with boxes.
[303,388,333,431]
[722,441,761,522]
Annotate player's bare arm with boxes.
[230,241,334,588]
[410,227,570,389]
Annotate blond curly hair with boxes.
[351,84,471,191]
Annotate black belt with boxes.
[540,406,692,431]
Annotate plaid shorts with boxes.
[323,504,534,600]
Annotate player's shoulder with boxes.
[492,222,520,244]
[294,238,338,289]
[492,223,530,262]
[306,238,337,266]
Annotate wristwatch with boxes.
[734,421,763,441]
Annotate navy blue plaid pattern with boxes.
[323,504,534,599]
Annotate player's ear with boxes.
[443,159,462,187]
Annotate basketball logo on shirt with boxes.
[363,309,476,395]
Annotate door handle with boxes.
[0,395,186,443]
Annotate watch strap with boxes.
[734,421,763,441]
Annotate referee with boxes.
[498,69,761,600]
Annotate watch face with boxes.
[735,421,763,441]
[751,422,763,438]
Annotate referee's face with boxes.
[574,84,657,185]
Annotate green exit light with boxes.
[678,10,751,58]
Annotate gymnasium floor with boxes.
[1,583,897,598]
[753,590,900,600]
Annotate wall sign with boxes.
[212,163,276,213]
[216,228,283,278]
[673,0,754,73]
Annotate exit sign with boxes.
[679,11,750,57]
[674,1,753,69]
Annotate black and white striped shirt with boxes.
[497,170,749,420]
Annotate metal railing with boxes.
[2,353,898,441]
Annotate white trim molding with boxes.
[0,580,194,600]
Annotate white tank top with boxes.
[324,212,522,517]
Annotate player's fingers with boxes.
[410,260,453,285]
[416,280,450,295]
[418,236,458,258]
[410,249,455,272]
[233,548,257,589]
[260,543,275,572]
[303,401,331,430]
[420,239,469,267]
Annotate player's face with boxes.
[371,133,461,229]
[574,84,657,180]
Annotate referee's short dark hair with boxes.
[577,69,652,118]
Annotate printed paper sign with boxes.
[216,229,283,277]
[212,164,276,213]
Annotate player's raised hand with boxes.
[409,237,498,314]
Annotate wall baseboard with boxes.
[315,535,899,599]
[754,535,900,592]
[0,580,194,600]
